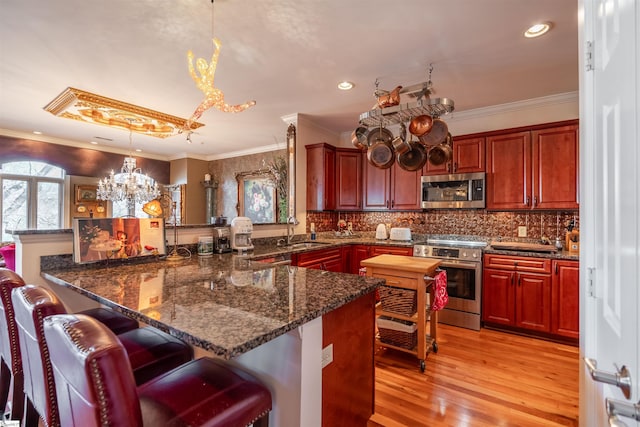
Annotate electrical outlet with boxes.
[322,344,333,368]
[347,222,353,232]
[518,226,527,237]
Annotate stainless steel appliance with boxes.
[213,226,231,253]
[413,239,486,330]
[230,217,254,252]
[421,172,485,209]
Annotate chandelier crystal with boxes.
[97,130,160,208]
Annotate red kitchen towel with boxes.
[431,270,448,311]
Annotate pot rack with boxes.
[359,81,455,128]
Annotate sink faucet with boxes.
[287,215,299,245]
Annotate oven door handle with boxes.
[437,260,480,270]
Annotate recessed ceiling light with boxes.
[337,81,354,91]
[135,149,142,152]
[89,141,98,145]
[32,131,42,135]
[524,22,552,38]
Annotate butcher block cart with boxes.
[361,254,441,372]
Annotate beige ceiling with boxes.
[0,0,578,160]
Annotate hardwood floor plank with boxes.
[370,325,579,426]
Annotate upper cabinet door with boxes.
[531,124,579,210]
[453,136,485,174]
[486,131,531,210]
[390,164,422,210]
[362,157,391,210]
[306,143,336,211]
[335,148,362,210]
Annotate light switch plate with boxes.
[322,344,333,368]
[518,226,527,237]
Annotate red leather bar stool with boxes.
[0,268,143,421]
[0,269,26,421]
[45,313,272,427]
[11,284,194,427]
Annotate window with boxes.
[0,161,65,241]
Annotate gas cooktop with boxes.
[424,239,488,248]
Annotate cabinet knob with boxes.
[533,196,538,206]
[525,196,530,206]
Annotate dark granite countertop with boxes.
[483,247,579,260]
[42,254,383,360]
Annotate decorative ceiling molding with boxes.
[43,87,204,139]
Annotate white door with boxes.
[580,0,640,425]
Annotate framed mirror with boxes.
[236,171,278,224]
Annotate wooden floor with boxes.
[369,325,579,427]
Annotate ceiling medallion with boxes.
[43,87,204,139]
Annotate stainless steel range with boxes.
[413,239,486,331]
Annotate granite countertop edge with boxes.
[42,267,383,360]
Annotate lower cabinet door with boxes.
[482,268,515,326]
[551,260,580,339]
[515,272,551,332]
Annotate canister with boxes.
[197,236,213,256]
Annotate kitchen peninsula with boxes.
[42,253,383,427]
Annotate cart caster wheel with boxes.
[420,360,425,372]
[432,342,438,353]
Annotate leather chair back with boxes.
[44,314,143,427]
[0,268,25,418]
[12,284,66,426]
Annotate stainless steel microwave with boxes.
[421,172,486,209]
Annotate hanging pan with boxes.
[351,125,369,150]
[367,126,394,169]
[419,117,448,146]
[391,122,410,154]
[397,138,427,171]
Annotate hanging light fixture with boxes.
[182,0,256,133]
[97,126,160,208]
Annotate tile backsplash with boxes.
[307,210,579,241]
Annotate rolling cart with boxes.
[361,254,441,372]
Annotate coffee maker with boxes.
[213,226,231,253]
[230,217,254,252]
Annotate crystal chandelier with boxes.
[97,129,160,208]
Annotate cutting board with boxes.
[489,241,558,253]
[360,254,441,274]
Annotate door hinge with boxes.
[586,41,594,71]
[587,267,595,297]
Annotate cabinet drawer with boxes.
[370,272,418,290]
[295,248,342,267]
[484,254,551,273]
[370,246,413,257]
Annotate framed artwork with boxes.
[72,217,166,264]
[76,185,98,203]
[236,172,277,224]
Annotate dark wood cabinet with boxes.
[551,260,579,339]
[350,245,372,274]
[348,245,414,274]
[423,136,485,175]
[531,124,579,210]
[293,247,343,272]
[306,143,336,211]
[369,246,413,257]
[335,148,362,210]
[483,254,552,334]
[363,159,421,210]
[486,121,579,210]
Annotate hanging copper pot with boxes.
[428,142,453,166]
[419,118,448,146]
[351,126,369,150]
[391,122,410,154]
[409,114,433,137]
[377,85,403,109]
[397,140,427,171]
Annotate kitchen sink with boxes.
[288,242,330,250]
